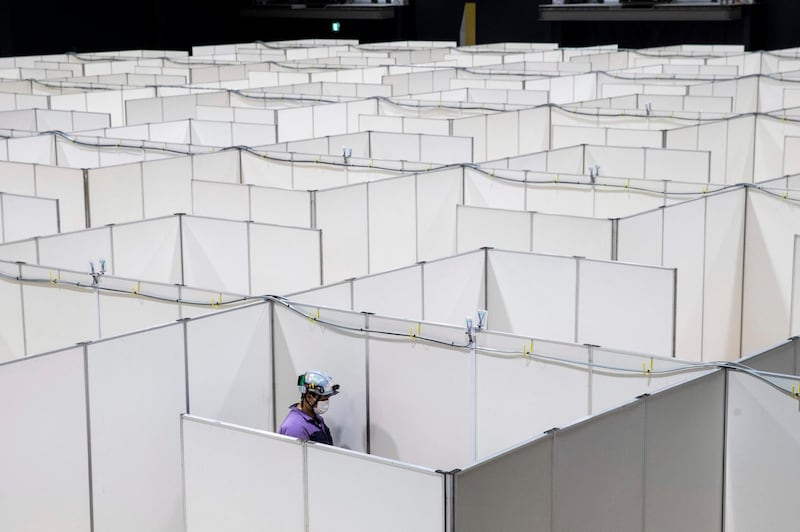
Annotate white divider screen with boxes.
[0,348,90,532]
[0,268,23,361]
[455,436,554,532]
[368,176,417,273]
[249,186,311,228]
[87,324,186,532]
[578,259,675,357]
[352,265,422,319]
[186,303,272,430]
[111,216,182,285]
[367,317,472,469]
[191,180,249,221]
[38,226,111,274]
[182,416,305,532]
[423,250,485,325]
[532,212,612,260]
[307,445,444,532]
[316,184,368,283]
[0,238,36,263]
[288,281,353,310]
[1,194,59,242]
[554,402,645,532]
[457,205,531,253]
[142,156,192,219]
[725,372,800,531]
[35,165,85,232]
[463,166,525,210]
[272,303,367,452]
[89,164,143,226]
[476,332,589,458]
[416,167,462,261]
[249,223,321,295]
[21,265,99,355]
[487,250,577,343]
[97,279,180,339]
[743,189,800,354]
[182,216,249,294]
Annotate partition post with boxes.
[363,311,373,454]
[246,222,252,296]
[610,219,619,261]
[176,213,186,286]
[419,262,426,321]
[585,344,596,415]
[437,469,459,532]
[79,341,96,532]
[721,367,730,531]
[574,256,583,344]
[82,168,91,229]
[269,300,278,432]
[17,261,28,356]
[309,190,317,229]
[180,317,190,414]
[0,193,5,243]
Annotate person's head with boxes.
[297,370,340,416]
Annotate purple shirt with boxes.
[278,404,333,445]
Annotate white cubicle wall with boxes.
[0,108,110,132]
[290,247,676,358]
[0,214,321,297]
[0,192,59,242]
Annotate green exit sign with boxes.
[331,21,341,32]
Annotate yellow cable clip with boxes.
[132,281,141,295]
[702,185,708,194]
[49,271,57,285]
[782,191,789,200]
[625,179,630,189]
[642,357,653,376]
[793,384,800,399]
[554,174,560,184]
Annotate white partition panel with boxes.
[182,417,305,532]
[368,317,472,469]
[142,156,192,219]
[192,150,239,184]
[416,167,462,261]
[554,402,645,532]
[272,303,367,452]
[249,186,311,227]
[0,238,37,263]
[352,265,422,318]
[743,190,800,354]
[578,260,674,357]
[7,135,55,165]
[662,198,705,359]
[644,372,724,532]
[187,303,272,429]
[487,250,576,343]
[277,107,313,143]
[316,184,368,283]
[368,176,416,273]
[370,132,419,162]
[0,348,90,532]
[464,166,525,210]
[0,267,24,361]
[249,223,321,295]
[38,226,111,274]
[725,372,800,531]
[646,147,709,183]
[526,181,594,217]
[288,281,352,310]
[422,251,484,325]
[192,180,249,221]
[89,164,143,225]
[87,324,186,532]
[182,216,249,295]
[586,145,643,180]
[476,332,588,458]
[97,280,180,338]
[532,213,611,260]
[617,208,662,265]
[457,206,530,253]
[307,445,443,532]
[1,193,58,241]
[35,165,86,232]
[111,217,182,284]
[703,189,745,359]
[591,349,709,413]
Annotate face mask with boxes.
[313,399,329,415]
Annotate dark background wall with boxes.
[0,0,797,57]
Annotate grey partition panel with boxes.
[455,436,553,532]
[186,303,272,430]
[0,348,91,532]
[554,402,645,532]
[644,371,725,532]
[87,324,187,532]
[739,338,797,375]
[725,372,800,531]
[307,445,444,532]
